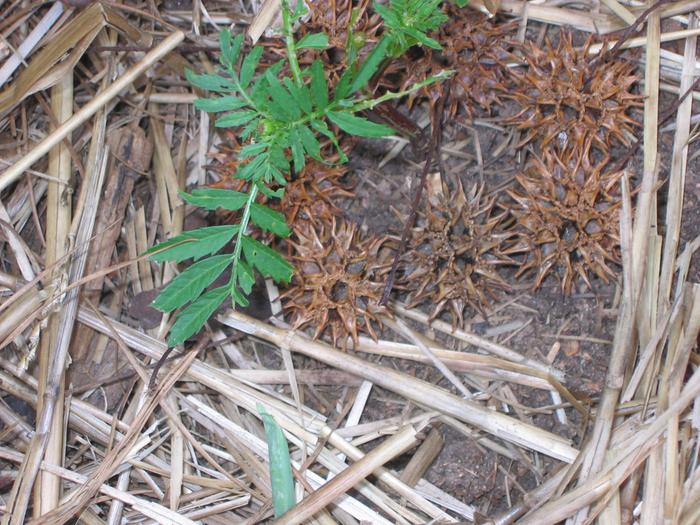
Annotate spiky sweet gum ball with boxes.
[398,178,516,327]
[506,32,642,152]
[275,160,354,229]
[281,218,394,348]
[393,8,519,116]
[504,138,624,293]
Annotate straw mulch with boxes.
[0,1,699,524]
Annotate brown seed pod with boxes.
[399,177,516,327]
[504,137,624,293]
[391,8,520,117]
[506,32,642,153]
[275,160,354,229]
[281,218,394,348]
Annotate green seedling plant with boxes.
[148,0,452,346]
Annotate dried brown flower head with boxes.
[507,32,642,152]
[392,8,519,117]
[504,138,624,293]
[399,177,515,327]
[282,218,394,348]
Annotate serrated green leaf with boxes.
[232,286,251,307]
[220,29,233,66]
[147,226,238,263]
[194,96,248,112]
[403,25,442,49]
[452,0,468,6]
[180,189,249,211]
[289,128,305,172]
[237,154,267,181]
[327,111,394,138]
[185,69,237,92]
[257,181,285,199]
[240,46,264,89]
[167,286,229,346]
[241,236,293,283]
[283,78,312,114]
[310,120,347,162]
[266,71,301,121]
[250,204,291,237]
[240,118,260,140]
[152,255,231,312]
[258,404,295,518]
[309,60,329,110]
[220,31,244,68]
[349,35,390,93]
[298,125,321,160]
[236,260,255,295]
[215,110,258,128]
[296,32,329,49]
[334,67,355,101]
[240,142,269,158]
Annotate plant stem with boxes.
[229,184,259,302]
[282,0,303,87]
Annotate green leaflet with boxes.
[152,255,231,312]
[296,32,329,49]
[327,111,395,138]
[215,110,259,128]
[250,204,291,237]
[167,286,229,346]
[240,46,264,89]
[185,69,237,92]
[147,226,238,263]
[348,36,390,94]
[241,236,293,283]
[309,60,329,110]
[258,404,295,518]
[180,189,249,211]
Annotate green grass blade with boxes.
[258,404,295,518]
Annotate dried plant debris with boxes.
[507,32,642,152]
[282,218,393,348]
[303,0,384,83]
[399,177,516,327]
[275,161,354,228]
[504,138,624,293]
[392,8,519,116]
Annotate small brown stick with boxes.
[611,73,700,172]
[588,0,675,71]
[379,81,451,305]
